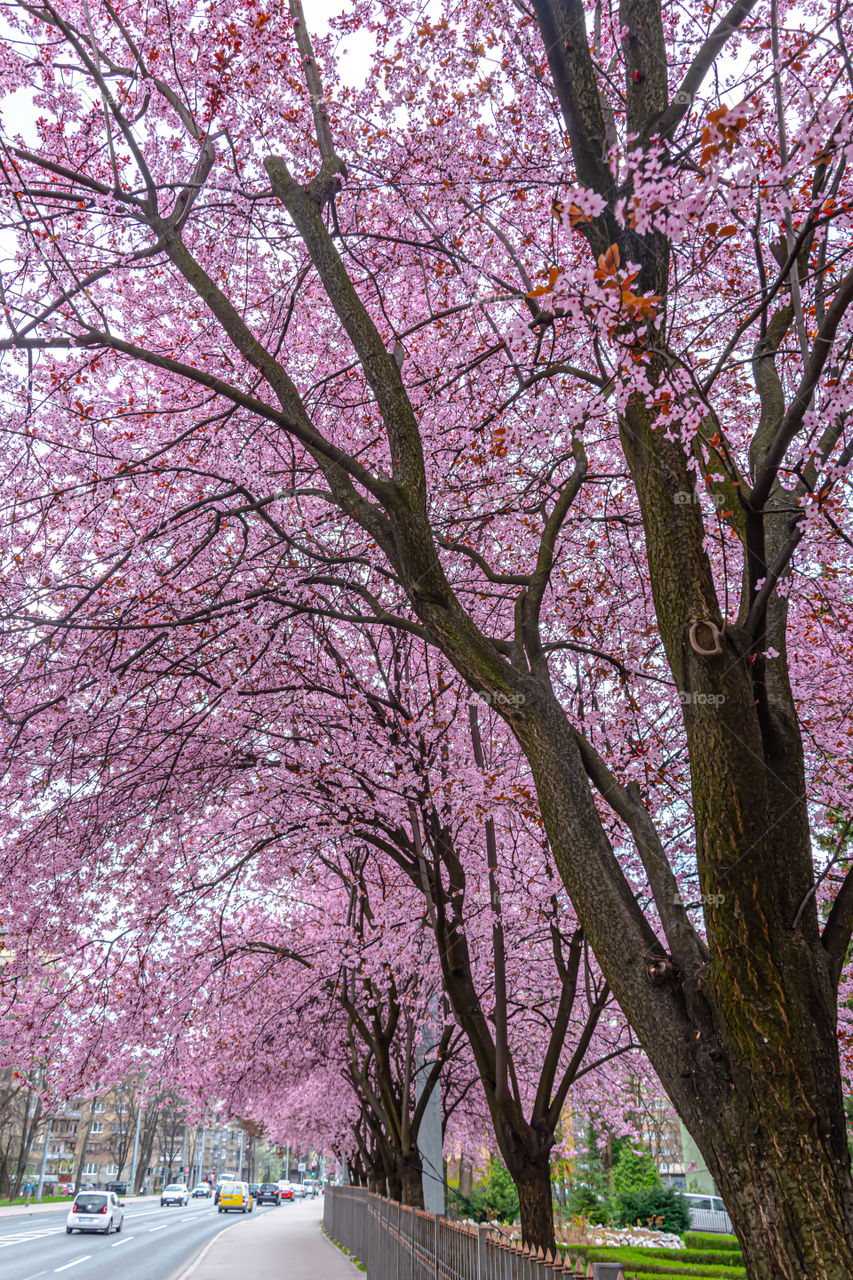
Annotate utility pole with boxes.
[237,1127,244,1180]
[285,1145,290,1180]
[36,1116,52,1200]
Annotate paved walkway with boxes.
[182,1198,362,1280]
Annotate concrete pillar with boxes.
[415,1022,445,1215]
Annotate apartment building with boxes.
[27,1093,252,1191]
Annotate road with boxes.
[0,1194,290,1280]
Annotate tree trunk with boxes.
[399,1155,424,1207]
[505,1156,554,1254]
[458,1153,474,1199]
[504,678,853,1278]
[135,1116,158,1193]
[387,1170,402,1201]
[73,1105,95,1197]
[12,1094,42,1197]
[682,1013,853,1280]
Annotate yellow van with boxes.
[217,1181,254,1213]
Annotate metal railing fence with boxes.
[323,1186,621,1279]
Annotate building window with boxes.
[93,1102,106,1114]
[82,1163,99,1176]
[91,1123,104,1134]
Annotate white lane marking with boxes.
[0,1230,64,1249]
[54,1258,92,1273]
[149,1224,169,1232]
[111,1236,133,1247]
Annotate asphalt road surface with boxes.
[0,1195,286,1280]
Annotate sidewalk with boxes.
[0,1193,160,1219]
[181,1200,362,1280]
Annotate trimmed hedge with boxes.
[626,1274,732,1280]
[684,1233,740,1252]
[577,1247,745,1280]
[591,1269,737,1280]
[584,1246,743,1268]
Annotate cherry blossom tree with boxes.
[266,624,642,1248]
[1,1,853,1274]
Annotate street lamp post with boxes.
[197,1122,206,1186]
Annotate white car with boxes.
[161,1182,190,1206]
[683,1192,733,1233]
[66,1190,124,1235]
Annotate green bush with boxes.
[614,1184,690,1234]
[568,1182,612,1224]
[611,1145,661,1198]
[453,1156,520,1223]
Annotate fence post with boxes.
[477,1222,490,1280]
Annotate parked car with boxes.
[683,1192,733,1233]
[255,1182,281,1205]
[66,1191,124,1235]
[105,1181,127,1196]
[192,1183,212,1198]
[161,1183,190,1207]
[217,1180,254,1214]
[277,1181,294,1201]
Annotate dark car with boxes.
[255,1182,281,1205]
[106,1181,127,1196]
[249,1183,260,1198]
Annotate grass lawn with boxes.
[0,1194,70,1207]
